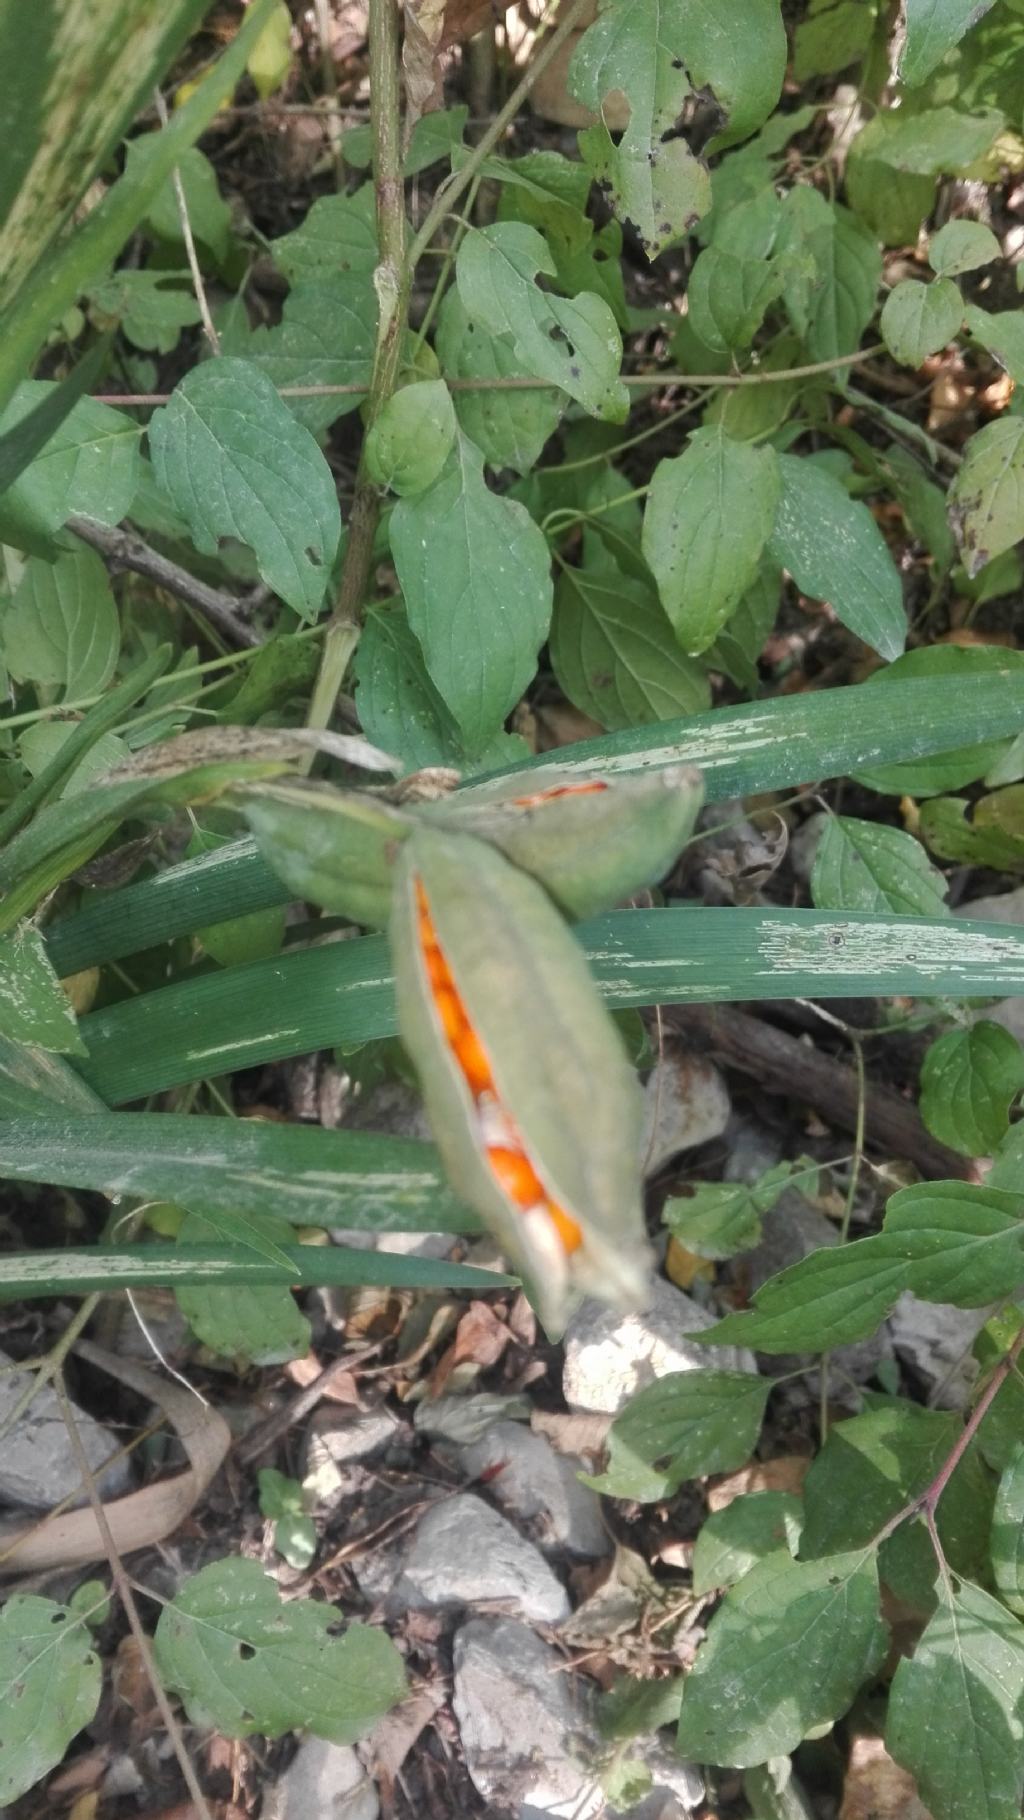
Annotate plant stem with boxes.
[306,0,406,735]
[153,88,221,358]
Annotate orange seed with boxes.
[487,1145,544,1208]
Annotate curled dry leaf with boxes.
[0,1341,230,1576]
[403,0,495,124]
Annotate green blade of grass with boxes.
[0,1111,481,1232]
[45,670,1024,974]
[73,907,1024,1106]
[0,1243,512,1301]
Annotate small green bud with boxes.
[364,380,457,497]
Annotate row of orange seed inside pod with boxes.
[240,761,705,1336]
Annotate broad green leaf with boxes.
[549,546,710,729]
[965,303,1024,384]
[705,565,780,692]
[899,0,999,85]
[154,1557,406,1741]
[883,1180,1024,1306]
[148,357,341,621]
[691,1493,804,1594]
[74,906,1024,1106]
[800,1401,993,1611]
[0,336,114,499]
[146,147,233,265]
[476,146,594,251]
[887,1580,1024,1820]
[795,200,881,363]
[876,105,1004,174]
[810,815,947,915]
[455,223,627,422]
[46,668,1024,974]
[364,379,457,496]
[586,1370,771,1502]
[0,0,279,414]
[930,218,1001,275]
[0,1110,479,1233]
[643,428,780,655]
[270,182,378,285]
[353,603,466,772]
[0,1596,102,1805]
[702,1237,911,1354]
[598,1674,687,1741]
[881,277,964,366]
[949,418,1024,579]
[919,1021,1024,1156]
[176,1209,311,1365]
[846,115,937,245]
[857,645,1024,796]
[920,794,1024,869]
[972,1309,1024,1474]
[767,455,906,660]
[676,1550,885,1767]
[0,383,140,555]
[0,1244,512,1301]
[4,549,119,698]
[569,0,785,255]
[86,269,201,353]
[435,289,563,474]
[0,923,85,1056]
[663,1163,805,1261]
[0,0,209,299]
[222,274,376,436]
[389,433,552,753]
[793,0,875,77]
[884,442,956,568]
[20,725,130,797]
[992,1444,1024,1616]
[341,105,468,176]
[687,247,788,355]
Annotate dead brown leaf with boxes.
[403,0,494,125]
[429,1299,511,1394]
[707,1455,811,1512]
[839,1734,934,1820]
[531,1408,612,1461]
[367,1683,446,1803]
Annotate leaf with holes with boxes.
[768,455,906,660]
[810,815,948,915]
[154,1556,407,1740]
[919,1021,1024,1156]
[389,433,552,754]
[691,1493,803,1595]
[549,544,709,729]
[568,0,785,256]
[887,1580,1024,1820]
[881,277,964,367]
[0,1597,102,1804]
[950,419,1024,579]
[677,1550,886,1766]
[435,288,564,474]
[222,274,377,436]
[3,549,120,699]
[643,427,780,655]
[148,357,341,620]
[86,268,201,354]
[455,222,627,422]
[586,1370,771,1502]
[269,181,378,285]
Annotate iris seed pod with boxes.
[425,764,704,918]
[240,779,413,928]
[390,824,651,1336]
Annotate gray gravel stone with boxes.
[303,1406,406,1503]
[270,1738,378,1820]
[562,1277,757,1416]
[641,1053,731,1175]
[454,1616,603,1818]
[394,1493,570,1621]
[459,1420,610,1558]
[888,1293,987,1407]
[0,1348,132,1512]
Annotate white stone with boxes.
[888,1293,987,1408]
[454,1616,603,1818]
[641,1055,730,1176]
[271,1738,378,1820]
[459,1421,610,1558]
[563,1277,757,1416]
[303,1407,404,1502]
[394,1493,570,1622]
[0,1347,132,1511]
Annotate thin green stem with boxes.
[414,173,482,351]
